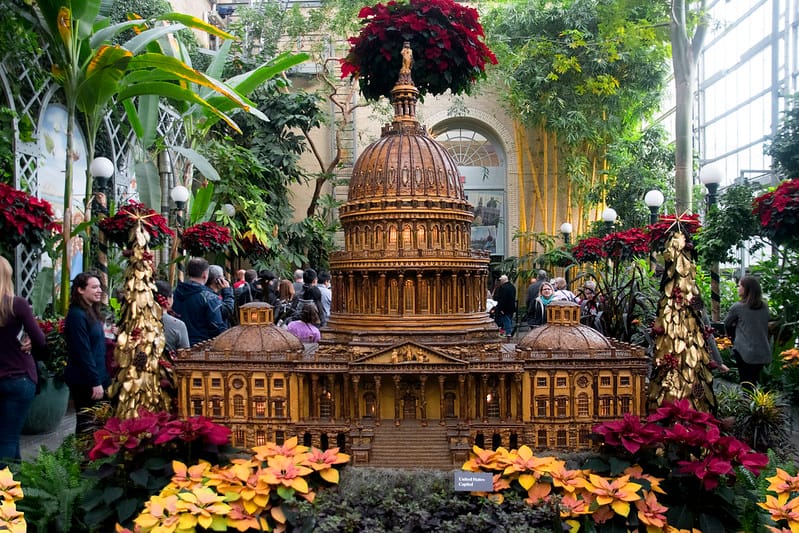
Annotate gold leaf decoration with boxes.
[647,223,716,412]
[108,219,171,418]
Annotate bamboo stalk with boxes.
[514,120,528,256]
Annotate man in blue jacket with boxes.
[172,258,228,345]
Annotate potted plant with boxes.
[98,201,174,250]
[0,182,58,259]
[752,179,799,249]
[22,318,70,435]
[180,221,231,257]
[340,0,497,101]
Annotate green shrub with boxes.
[288,467,554,532]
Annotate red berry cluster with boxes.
[671,286,683,306]
[661,353,679,370]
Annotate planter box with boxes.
[22,378,70,435]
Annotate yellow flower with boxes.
[176,487,231,531]
[758,493,799,523]
[171,460,211,490]
[579,474,642,518]
[0,467,23,502]
[767,468,799,495]
[134,493,181,532]
[56,7,72,48]
[261,455,313,493]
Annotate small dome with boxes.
[517,301,612,351]
[204,302,303,353]
[517,322,612,352]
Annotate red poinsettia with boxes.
[602,227,650,261]
[180,221,231,256]
[647,213,701,253]
[752,179,799,248]
[340,0,497,101]
[571,236,606,263]
[98,201,174,249]
[0,182,59,253]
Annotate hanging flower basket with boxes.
[752,179,799,248]
[0,182,59,255]
[99,201,174,249]
[340,0,497,101]
[180,221,231,256]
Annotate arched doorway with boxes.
[433,124,507,256]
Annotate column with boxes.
[327,374,335,421]
[311,374,319,420]
[515,373,523,422]
[464,272,472,312]
[419,374,428,426]
[352,375,361,420]
[285,372,292,422]
[393,374,402,425]
[435,271,442,314]
[398,272,405,317]
[438,375,446,426]
[481,374,489,423]
[375,376,382,426]
[499,374,506,422]
[266,372,273,418]
[459,374,467,422]
[379,272,387,314]
[416,272,423,314]
[450,273,457,313]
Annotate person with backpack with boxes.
[235,269,260,307]
[274,279,295,325]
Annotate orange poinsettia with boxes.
[636,490,669,531]
[304,447,351,484]
[767,468,799,495]
[579,474,642,517]
[0,468,23,503]
[252,436,309,462]
[550,462,590,494]
[758,492,799,524]
[261,455,313,493]
[502,445,558,488]
[461,445,502,471]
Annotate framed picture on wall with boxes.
[466,190,504,255]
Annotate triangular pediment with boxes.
[353,342,467,365]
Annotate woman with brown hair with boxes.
[0,256,46,465]
[64,272,109,435]
[724,275,770,387]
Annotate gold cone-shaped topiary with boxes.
[109,218,170,418]
[647,220,716,412]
